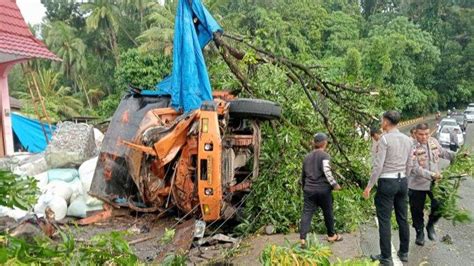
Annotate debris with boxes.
[127,224,143,234]
[199,233,239,246]
[45,122,96,168]
[10,222,43,240]
[76,204,128,225]
[161,228,176,244]
[155,219,195,262]
[265,224,275,235]
[442,234,453,244]
[194,220,206,238]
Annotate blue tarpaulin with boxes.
[142,0,222,112]
[12,112,55,153]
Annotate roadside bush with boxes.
[433,150,474,224]
[0,231,138,265]
[0,171,39,210]
[115,48,171,90]
[259,233,377,266]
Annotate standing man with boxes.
[410,127,417,144]
[363,111,412,265]
[370,127,382,163]
[300,133,342,248]
[449,128,460,152]
[407,123,455,246]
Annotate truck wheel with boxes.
[229,98,281,120]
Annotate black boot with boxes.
[370,254,394,266]
[415,228,425,246]
[397,251,408,262]
[427,222,437,241]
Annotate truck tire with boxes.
[229,98,281,120]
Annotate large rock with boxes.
[45,122,97,168]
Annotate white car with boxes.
[436,118,457,135]
[437,125,464,147]
[465,110,474,123]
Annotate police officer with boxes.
[363,111,412,265]
[407,123,455,246]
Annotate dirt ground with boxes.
[68,213,177,262]
[5,211,364,265]
[68,213,364,265]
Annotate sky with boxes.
[15,0,166,25]
[17,0,46,25]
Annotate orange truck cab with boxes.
[89,92,281,222]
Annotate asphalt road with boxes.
[360,121,474,266]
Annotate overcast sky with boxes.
[17,0,46,25]
[15,0,165,26]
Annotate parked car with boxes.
[465,110,474,123]
[451,113,467,131]
[437,125,464,147]
[436,118,458,137]
[466,103,474,112]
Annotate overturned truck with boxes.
[89,92,280,222]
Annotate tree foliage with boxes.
[6,0,473,236]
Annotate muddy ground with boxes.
[67,212,362,265]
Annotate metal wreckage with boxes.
[87,94,280,222]
[79,0,282,250]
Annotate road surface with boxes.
[360,121,474,266]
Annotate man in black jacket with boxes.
[300,133,342,248]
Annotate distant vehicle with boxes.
[436,118,458,136]
[465,110,474,123]
[451,113,466,131]
[438,125,464,147]
[467,103,474,108]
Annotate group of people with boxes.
[299,111,457,265]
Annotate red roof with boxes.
[0,0,59,61]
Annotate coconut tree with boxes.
[44,21,86,92]
[81,0,121,64]
[136,1,175,54]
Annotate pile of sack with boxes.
[0,122,105,221]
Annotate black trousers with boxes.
[375,178,410,259]
[300,188,335,239]
[409,189,441,230]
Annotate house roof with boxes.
[0,0,60,63]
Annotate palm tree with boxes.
[45,21,86,91]
[136,2,175,54]
[81,0,121,64]
[18,69,84,121]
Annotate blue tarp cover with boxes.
[12,112,55,153]
[143,0,222,112]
